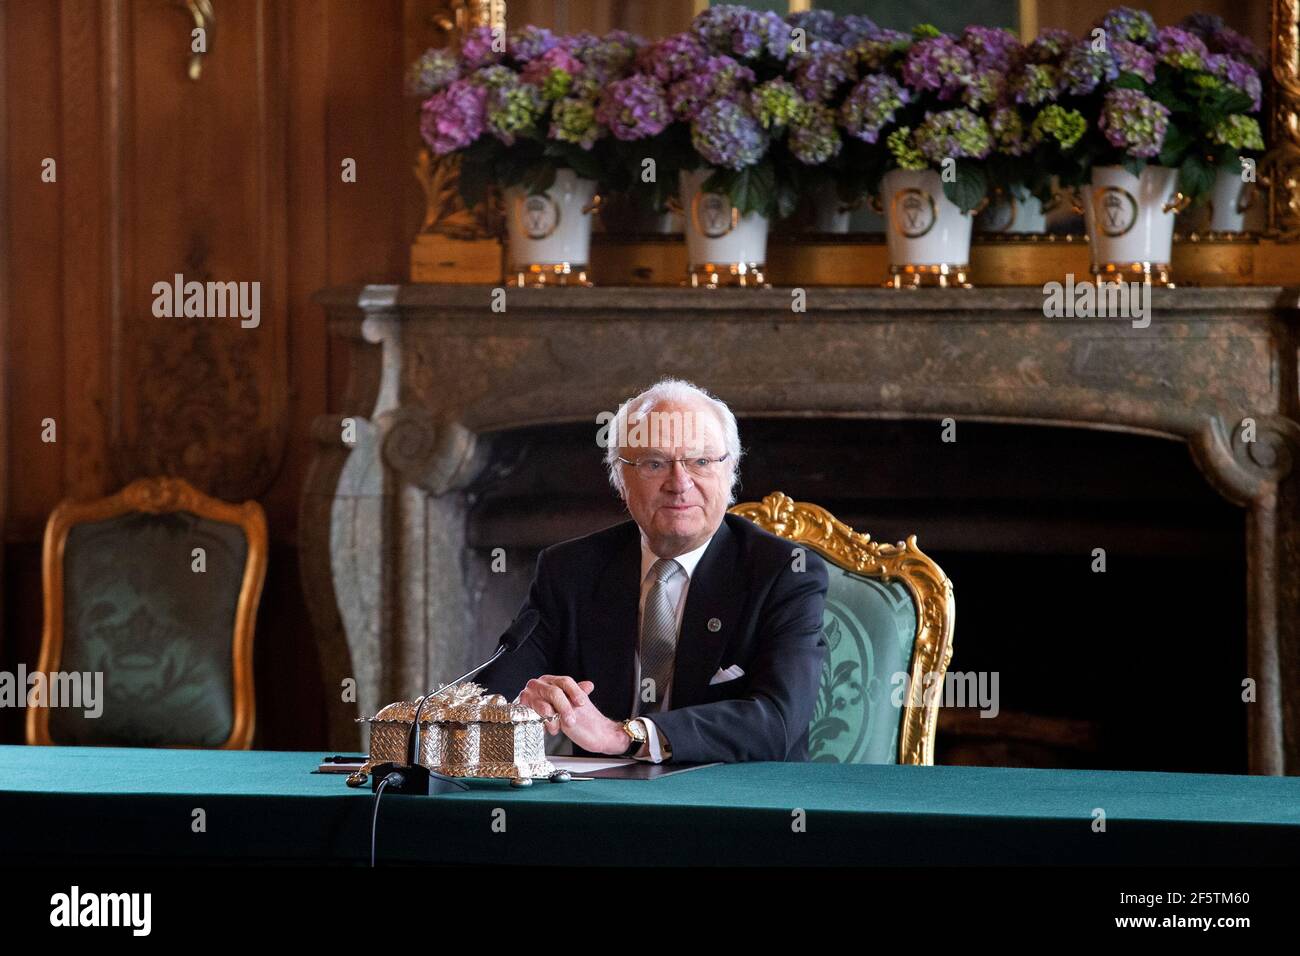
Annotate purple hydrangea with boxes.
[420,79,487,155]
[1025,29,1073,63]
[596,74,671,141]
[1206,53,1263,112]
[690,97,768,169]
[1155,26,1209,70]
[785,9,839,42]
[406,48,460,96]
[1184,19,1264,71]
[840,73,909,144]
[1095,7,1158,46]
[1112,39,1156,82]
[1061,40,1118,95]
[469,64,517,89]
[1098,88,1169,158]
[1204,26,1264,68]
[555,31,599,57]
[902,34,975,100]
[669,56,756,121]
[853,29,913,71]
[839,15,880,46]
[507,26,559,62]
[788,40,854,101]
[962,25,1023,72]
[991,107,1029,156]
[577,30,642,82]
[635,33,709,85]
[693,4,790,61]
[460,25,503,70]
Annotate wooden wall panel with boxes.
[1,0,429,747]
[109,0,290,503]
[508,0,696,36]
[5,0,65,541]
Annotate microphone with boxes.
[371,608,543,795]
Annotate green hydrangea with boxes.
[1015,64,1060,107]
[487,83,543,140]
[540,68,573,101]
[788,101,842,164]
[887,127,928,170]
[570,75,602,100]
[751,79,802,131]
[1211,114,1265,151]
[912,23,942,40]
[991,107,1027,155]
[472,65,517,89]
[549,97,600,149]
[1031,104,1087,150]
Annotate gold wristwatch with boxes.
[621,717,648,756]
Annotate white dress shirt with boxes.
[630,531,714,763]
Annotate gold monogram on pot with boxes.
[892,188,937,238]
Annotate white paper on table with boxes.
[548,756,636,774]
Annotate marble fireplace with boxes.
[302,285,1300,774]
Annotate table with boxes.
[2,746,1298,865]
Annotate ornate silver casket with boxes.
[346,682,561,787]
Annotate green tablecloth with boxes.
[2,746,1298,865]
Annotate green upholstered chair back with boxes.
[730,492,955,765]
[29,478,267,749]
[812,566,917,763]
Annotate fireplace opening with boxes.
[465,417,1248,774]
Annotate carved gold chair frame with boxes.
[729,491,956,765]
[26,476,268,749]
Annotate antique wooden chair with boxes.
[730,492,955,765]
[26,477,267,749]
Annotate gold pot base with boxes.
[886,263,972,289]
[686,262,768,288]
[1092,261,1174,287]
[509,262,592,287]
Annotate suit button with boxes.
[707,617,722,632]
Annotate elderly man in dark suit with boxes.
[479,379,828,763]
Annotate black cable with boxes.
[371,773,403,867]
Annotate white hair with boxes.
[603,378,743,503]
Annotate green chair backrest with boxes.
[809,565,918,763]
[48,510,248,747]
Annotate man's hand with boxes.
[517,675,628,755]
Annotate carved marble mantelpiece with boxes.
[303,284,1300,773]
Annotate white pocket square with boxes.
[709,664,746,685]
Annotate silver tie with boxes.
[639,558,681,714]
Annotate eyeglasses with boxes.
[617,454,730,479]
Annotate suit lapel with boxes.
[672,518,741,708]
[582,523,641,718]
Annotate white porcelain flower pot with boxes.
[882,168,974,287]
[504,168,597,285]
[1083,164,1184,283]
[679,169,769,286]
[1205,165,1265,233]
[976,190,1047,234]
[811,183,851,233]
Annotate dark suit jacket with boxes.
[478,513,829,762]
